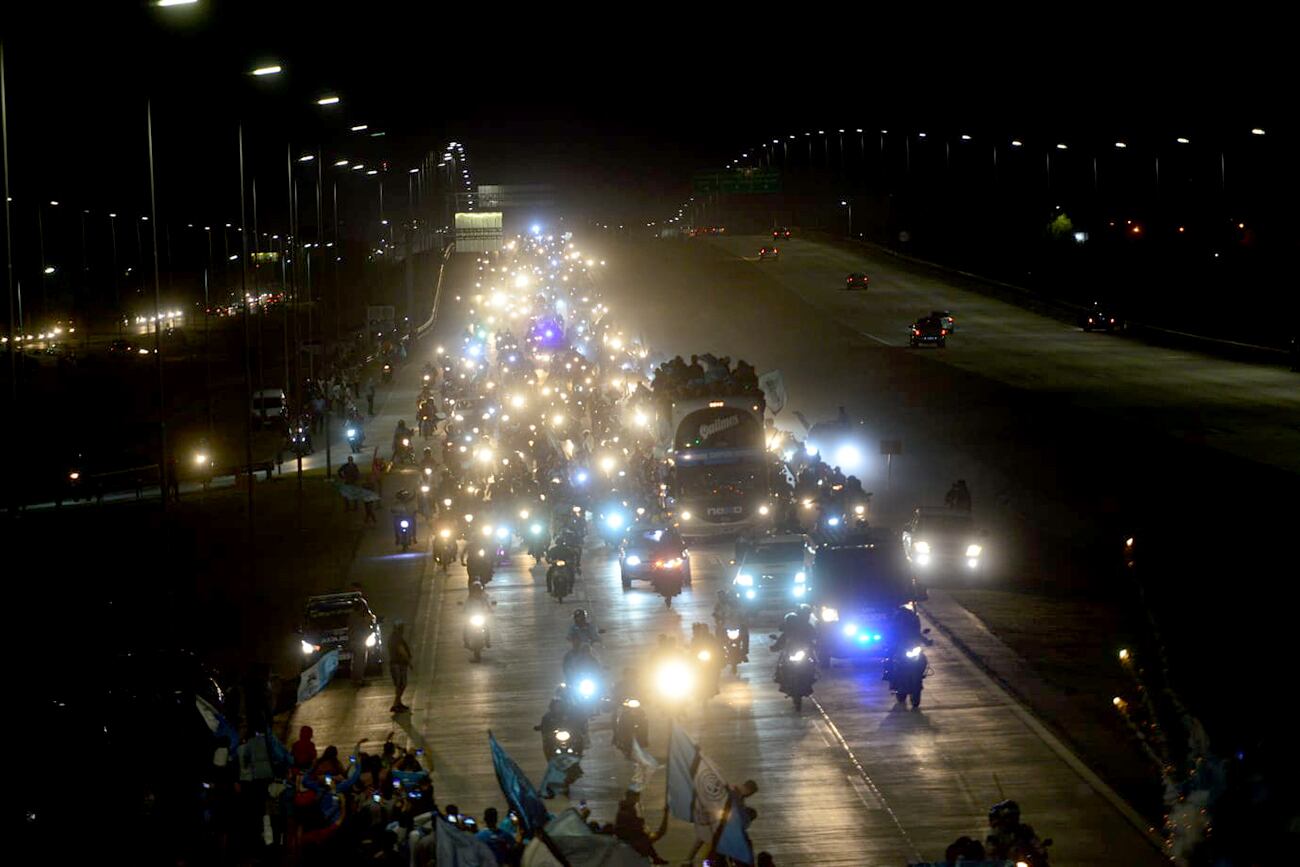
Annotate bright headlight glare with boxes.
[789,650,806,662]
[820,606,839,622]
[347,429,357,437]
[399,520,410,529]
[655,660,693,699]
[794,571,806,583]
[736,573,753,586]
[966,544,983,557]
[758,504,770,516]
[469,614,485,627]
[914,540,930,554]
[626,555,641,566]
[301,640,316,655]
[578,678,596,697]
[905,646,923,659]
[365,632,377,648]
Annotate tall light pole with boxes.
[146,100,167,509]
[2,41,18,514]
[108,213,119,329]
[840,199,853,238]
[238,124,255,525]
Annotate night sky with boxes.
[0,4,1288,227]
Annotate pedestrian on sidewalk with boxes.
[365,379,376,416]
[371,447,386,498]
[338,456,360,511]
[389,622,413,713]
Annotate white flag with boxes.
[629,738,662,792]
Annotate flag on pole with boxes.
[713,789,756,865]
[629,738,662,793]
[435,813,500,866]
[667,722,699,822]
[488,731,550,836]
[195,695,240,751]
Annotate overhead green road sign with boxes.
[693,168,780,194]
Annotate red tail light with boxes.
[941,329,947,335]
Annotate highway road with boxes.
[287,245,1167,865]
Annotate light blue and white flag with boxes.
[297,648,340,703]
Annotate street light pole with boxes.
[2,41,19,514]
[238,124,255,524]
[146,100,168,510]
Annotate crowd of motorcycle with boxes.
[362,237,1053,864]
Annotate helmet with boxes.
[796,603,813,620]
[396,489,413,501]
[469,581,484,592]
[572,609,588,624]
[782,612,799,631]
[988,800,1020,827]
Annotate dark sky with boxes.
[0,3,1289,229]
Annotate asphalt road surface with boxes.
[288,248,1167,866]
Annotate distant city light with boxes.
[316,96,340,106]
[251,65,282,76]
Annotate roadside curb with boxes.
[919,589,1167,856]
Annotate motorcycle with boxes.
[526,523,549,563]
[652,570,684,608]
[612,697,649,759]
[395,437,416,465]
[288,423,313,457]
[723,627,748,675]
[549,559,575,602]
[395,515,414,552]
[460,602,495,662]
[888,643,930,709]
[382,362,393,383]
[346,426,364,454]
[466,547,495,585]
[434,529,458,572]
[539,727,584,796]
[771,638,817,711]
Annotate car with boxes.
[1082,302,1124,332]
[297,591,384,674]
[930,310,956,332]
[107,338,138,356]
[251,388,288,427]
[806,528,918,663]
[732,533,809,614]
[845,272,870,290]
[758,245,780,260]
[909,315,947,348]
[771,227,791,240]
[901,507,987,575]
[619,526,692,590]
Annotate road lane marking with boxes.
[919,607,1166,853]
[811,696,923,863]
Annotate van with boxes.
[251,388,287,427]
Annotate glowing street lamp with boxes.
[250,65,282,76]
[316,95,340,106]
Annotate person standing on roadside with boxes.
[389,622,413,714]
[338,456,361,511]
[365,378,376,416]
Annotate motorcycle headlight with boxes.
[680,510,692,521]
[530,523,543,535]
[827,516,841,527]
[481,526,493,538]
[578,678,596,698]
[365,632,378,648]
[439,529,451,539]
[735,573,753,587]
[905,646,923,659]
[854,504,866,515]
[697,650,711,662]
[469,614,486,627]
[843,623,858,637]
[420,485,430,494]
[399,519,410,529]
[789,650,806,663]
[654,660,694,699]
[519,509,530,520]
[194,453,208,465]
[793,584,806,597]
[758,504,770,516]
[496,527,509,540]
[966,544,983,558]
[347,429,357,437]
[554,729,571,743]
[626,555,641,566]
[914,540,931,555]
[820,606,839,622]
[726,628,740,640]
[301,640,317,655]
[624,698,641,709]
[794,571,806,583]
[402,438,410,447]
[424,467,433,476]
[605,512,625,530]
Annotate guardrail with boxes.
[415,243,455,340]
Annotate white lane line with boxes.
[855,329,893,346]
[811,696,923,863]
[919,608,1166,853]
[847,774,883,811]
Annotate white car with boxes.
[251,388,287,427]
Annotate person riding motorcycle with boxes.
[945,479,972,512]
[567,609,602,649]
[771,610,817,683]
[689,623,723,702]
[392,489,418,546]
[546,537,582,593]
[392,419,412,460]
[463,544,495,584]
[464,580,493,648]
[985,800,1050,863]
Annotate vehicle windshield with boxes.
[678,464,764,499]
[916,513,974,534]
[748,541,805,565]
[630,529,681,552]
[813,546,911,608]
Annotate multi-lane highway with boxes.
[288,240,1171,865]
